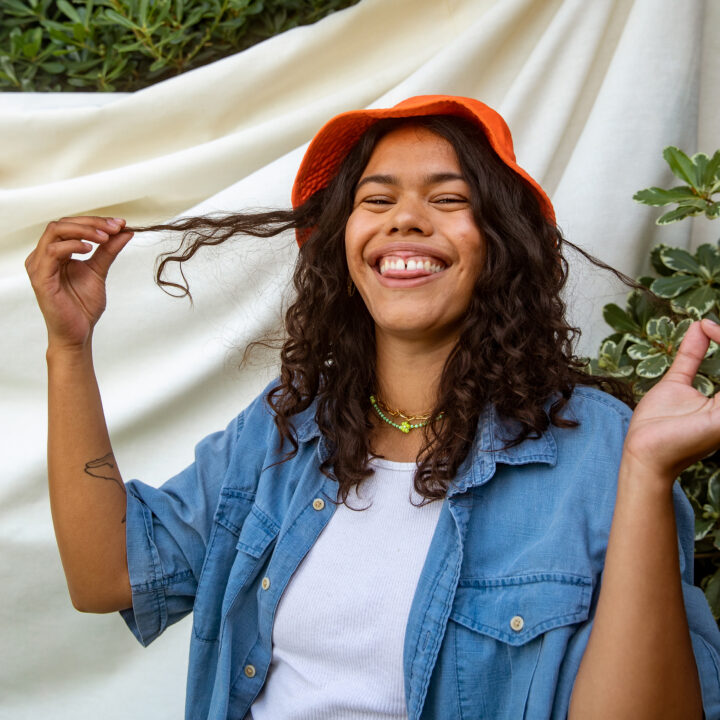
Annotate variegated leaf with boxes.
[646,316,673,342]
[659,247,703,274]
[671,284,718,319]
[693,373,715,397]
[636,353,671,378]
[651,275,701,298]
[627,341,658,360]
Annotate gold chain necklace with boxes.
[370,394,443,434]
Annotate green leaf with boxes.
[700,352,720,378]
[670,317,693,345]
[636,353,671,378]
[708,472,720,510]
[704,567,720,619]
[72,22,88,42]
[633,185,699,206]
[627,340,658,361]
[40,60,65,73]
[672,284,718,319]
[602,303,641,334]
[0,56,18,84]
[694,153,709,185]
[650,274,701,298]
[57,0,82,23]
[650,245,675,276]
[705,150,720,187]
[103,8,140,30]
[659,247,703,274]
[139,0,149,26]
[646,316,673,342]
[696,244,720,277]
[2,0,38,16]
[627,287,658,328]
[663,146,700,188]
[693,373,715,397]
[697,515,716,541]
[21,27,42,58]
[706,203,720,220]
[657,204,703,225]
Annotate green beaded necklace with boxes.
[370,394,443,434]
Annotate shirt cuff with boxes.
[119,483,169,647]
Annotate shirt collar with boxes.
[294,398,557,493]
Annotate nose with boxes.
[386,196,432,236]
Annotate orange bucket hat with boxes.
[291,95,555,246]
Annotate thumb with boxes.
[663,321,709,386]
[86,230,134,278]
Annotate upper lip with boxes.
[367,242,452,268]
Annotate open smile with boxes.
[368,244,451,287]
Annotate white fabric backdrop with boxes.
[1,0,717,717]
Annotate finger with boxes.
[663,321,710,385]
[47,239,94,259]
[700,318,720,343]
[38,218,125,251]
[85,230,134,278]
[29,241,94,289]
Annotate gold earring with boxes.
[347,278,356,297]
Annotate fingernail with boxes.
[113,218,124,224]
[96,229,109,239]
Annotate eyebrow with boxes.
[355,172,466,191]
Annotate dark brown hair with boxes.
[127,115,636,505]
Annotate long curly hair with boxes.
[126,115,637,505]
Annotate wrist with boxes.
[617,454,676,499]
[46,339,94,366]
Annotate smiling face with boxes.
[345,124,485,346]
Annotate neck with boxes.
[374,327,456,415]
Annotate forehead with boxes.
[360,124,462,177]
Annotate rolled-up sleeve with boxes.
[120,412,244,647]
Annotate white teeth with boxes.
[377,255,447,275]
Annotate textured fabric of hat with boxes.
[291,95,556,246]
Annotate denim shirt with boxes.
[120,382,720,719]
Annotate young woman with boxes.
[26,95,720,719]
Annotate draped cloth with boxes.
[1,0,717,717]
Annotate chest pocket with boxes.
[446,573,592,719]
[193,495,279,643]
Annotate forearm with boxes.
[568,460,702,719]
[47,342,130,612]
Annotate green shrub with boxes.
[587,147,720,618]
[0,0,361,92]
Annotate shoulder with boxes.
[556,384,633,435]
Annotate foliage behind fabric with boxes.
[0,0,361,91]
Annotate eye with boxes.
[360,196,394,207]
[433,195,467,205]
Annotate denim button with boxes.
[312,498,325,511]
[510,615,524,631]
[261,576,270,590]
[244,664,256,678]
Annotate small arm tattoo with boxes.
[84,452,127,524]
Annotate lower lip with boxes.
[372,266,447,288]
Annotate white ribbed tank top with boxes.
[249,458,443,720]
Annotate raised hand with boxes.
[25,216,134,351]
[622,318,720,487]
